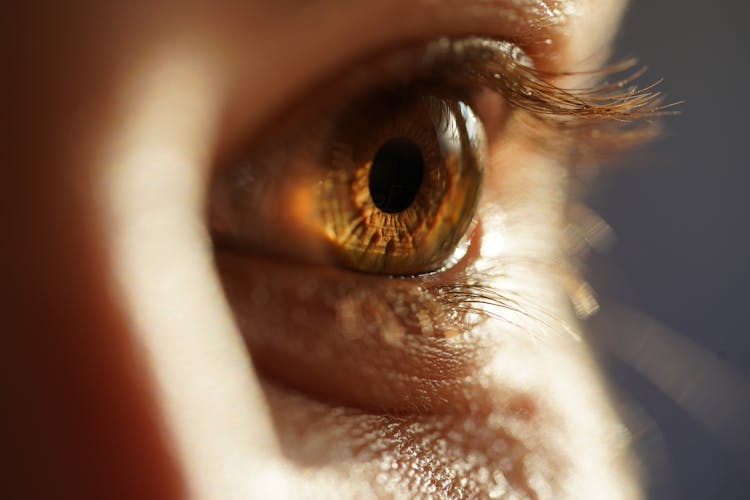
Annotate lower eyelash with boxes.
[430,263,581,343]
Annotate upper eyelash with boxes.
[415,37,677,160]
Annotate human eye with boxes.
[211,82,484,277]
[209,36,664,280]
[210,39,510,279]
[206,32,665,497]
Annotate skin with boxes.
[2,0,638,498]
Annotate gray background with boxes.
[589,0,750,497]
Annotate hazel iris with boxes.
[322,93,485,275]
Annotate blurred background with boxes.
[587,0,750,498]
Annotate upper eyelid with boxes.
[212,0,636,160]
[215,36,669,170]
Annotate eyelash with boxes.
[410,37,672,162]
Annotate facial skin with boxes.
[3,0,639,498]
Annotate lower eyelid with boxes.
[214,238,503,414]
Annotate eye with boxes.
[206,39,513,414]
[210,86,488,277]
[323,92,484,275]
[207,37,666,415]
[210,36,665,280]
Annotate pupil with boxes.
[368,138,424,214]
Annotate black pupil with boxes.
[368,138,424,214]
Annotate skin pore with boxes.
[3,0,644,498]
